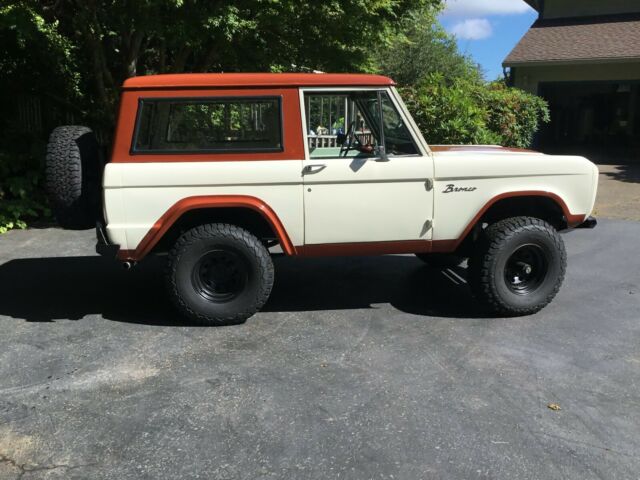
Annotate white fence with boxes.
[308,135,338,149]
[308,132,374,150]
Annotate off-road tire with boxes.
[468,217,567,316]
[415,253,465,268]
[45,126,101,229]
[166,223,274,326]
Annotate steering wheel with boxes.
[339,121,363,157]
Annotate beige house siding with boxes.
[513,62,640,94]
[543,0,640,19]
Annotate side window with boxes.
[304,92,379,159]
[304,91,418,159]
[132,97,282,153]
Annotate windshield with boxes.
[356,92,418,156]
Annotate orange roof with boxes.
[123,73,395,90]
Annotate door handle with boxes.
[302,164,327,175]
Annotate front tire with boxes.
[468,217,567,316]
[166,224,274,326]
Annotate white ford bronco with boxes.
[45,73,598,325]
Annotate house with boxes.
[503,0,640,157]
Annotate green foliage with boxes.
[483,81,551,149]
[0,130,50,234]
[18,0,441,130]
[0,4,80,98]
[0,4,73,233]
[0,0,440,233]
[374,7,481,86]
[374,5,549,149]
[401,75,495,145]
[400,75,550,147]
[0,0,551,234]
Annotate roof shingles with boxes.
[504,15,640,66]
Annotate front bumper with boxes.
[95,221,120,257]
[576,216,598,229]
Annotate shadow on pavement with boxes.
[0,255,485,325]
[601,164,640,184]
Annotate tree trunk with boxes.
[158,39,167,73]
[199,44,219,72]
[124,31,145,78]
[172,46,192,73]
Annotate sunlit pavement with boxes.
[0,220,638,479]
[595,164,640,222]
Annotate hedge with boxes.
[400,74,550,148]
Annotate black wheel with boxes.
[166,223,274,326]
[45,125,102,229]
[415,253,465,268]
[468,217,567,316]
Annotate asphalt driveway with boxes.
[0,219,639,479]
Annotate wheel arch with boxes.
[118,196,296,261]
[433,191,585,255]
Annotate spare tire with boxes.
[45,126,102,229]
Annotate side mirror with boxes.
[375,145,390,162]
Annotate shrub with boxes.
[483,81,551,149]
[401,75,497,145]
[400,75,549,148]
[0,131,50,234]
[0,4,77,234]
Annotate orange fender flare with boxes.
[118,195,295,261]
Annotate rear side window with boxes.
[132,97,283,154]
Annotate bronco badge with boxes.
[442,184,478,193]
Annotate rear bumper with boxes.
[576,216,598,229]
[95,221,119,257]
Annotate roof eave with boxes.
[503,56,640,68]
[524,0,541,12]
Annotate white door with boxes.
[301,88,434,245]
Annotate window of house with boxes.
[132,97,282,153]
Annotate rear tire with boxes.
[166,223,274,326]
[45,126,102,229]
[468,217,566,316]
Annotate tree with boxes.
[372,6,549,148]
[0,0,549,234]
[23,0,442,128]
[0,4,80,233]
[374,6,481,87]
[0,4,79,100]
[0,0,442,232]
